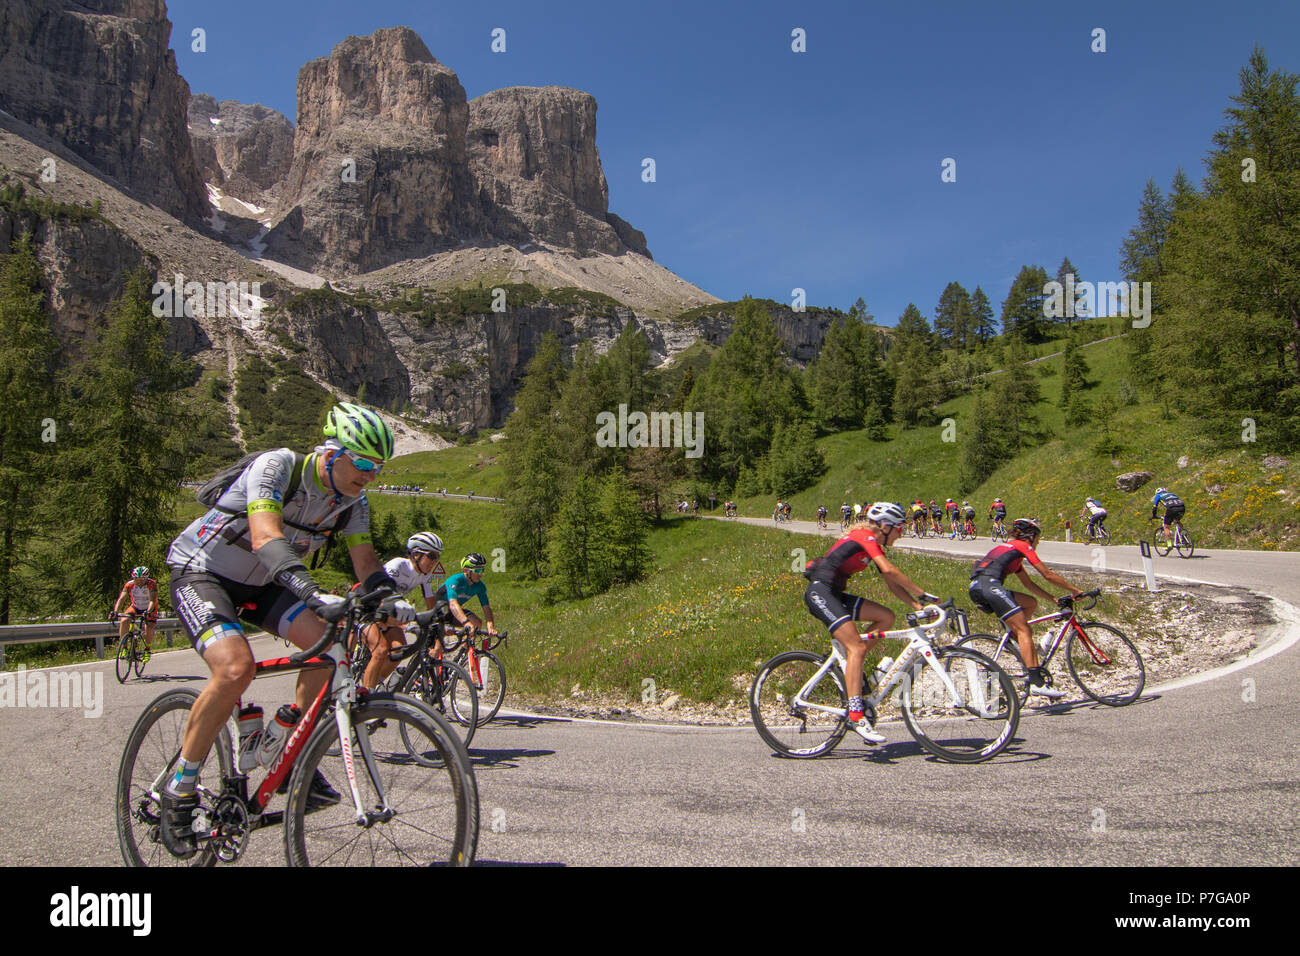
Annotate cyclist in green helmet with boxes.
[159,402,410,858]
[113,566,159,663]
[435,553,498,638]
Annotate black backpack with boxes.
[196,450,354,570]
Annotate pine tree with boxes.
[933,282,971,348]
[995,339,1044,451]
[1055,257,1082,323]
[1000,265,1051,342]
[51,269,199,610]
[554,340,615,478]
[768,419,826,496]
[892,303,931,350]
[599,469,649,587]
[1059,329,1090,406]
[0,234,61,624]
[969,286,996,345]
[959,389,1003,494]
[545,474,607,599]
[1150,48,1300,448]
[686,296,801,489]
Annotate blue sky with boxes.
[169,0,1300,325]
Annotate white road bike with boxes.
[750,600,1020,763]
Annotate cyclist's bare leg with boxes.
[179,635,257,763]
[1003,595,1039,668]
[362,621,406,689]
[833,600,895,703]
[118,613,130,641]
[144,619,156,649]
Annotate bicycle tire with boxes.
[749,650,849,758]
[404,657,477,748]
[898,647,1019,763]
[115,634,133,684]
[133,633,147,679]
[116,689,225,867]
[284,696,478,866]
[1175,527,1194,558]
[1153,529,1172,557]
[956,633,1030,706]
[1065,622,1145,706]
[1098,525,1111,545]
[458,649,506,725]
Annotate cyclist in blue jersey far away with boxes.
[968,518,1084,699]
[803,502,939,743]
[1150,487,1186,542]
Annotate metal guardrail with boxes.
[0,618,186,666]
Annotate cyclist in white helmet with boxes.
[803,502,938,743]
[358,531,446,689]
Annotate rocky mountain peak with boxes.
[0,0,208,222]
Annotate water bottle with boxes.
[257,704,301,767]
[868,656,894,693]
[236,704,264,773]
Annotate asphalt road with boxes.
[1,521,1296,866]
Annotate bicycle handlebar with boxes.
[289,585,393,665]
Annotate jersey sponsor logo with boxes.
[196,508,227,543]
[248,499,282,515]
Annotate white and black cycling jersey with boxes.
[167,447,370,584]
[384,556,439,601]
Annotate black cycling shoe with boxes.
[159,790,200,859]
[278,769,342,809]
[305,770,342,810]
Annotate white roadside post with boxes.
[1139,540,1159,592]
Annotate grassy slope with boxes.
[734,332,1300,550]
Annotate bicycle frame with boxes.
[986,600,1115,669]
[787,606,996,720]
[148,610,396,832]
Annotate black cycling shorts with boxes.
[968,577,1024,622]
[169,570,308,656]
[804,582,864,631]
[1163,504,1185,523]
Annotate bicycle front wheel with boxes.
[1066,622,1145,706]
[285,697,478,866]
[749,650,848,758]
[899,647,1019,763]
[1176,527,1194,558]
[133,637,147,678]
[406,658,477,747]
[1153,529,1172,557]
[116,689,224,867]
[956,634,1029,707]
[115,635,133,683]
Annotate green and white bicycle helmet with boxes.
[461,553,487,572]
[131,566,149,580]
[323,403,395,461]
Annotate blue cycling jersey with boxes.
[437,571,489,608]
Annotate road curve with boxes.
[1,520,1296,866]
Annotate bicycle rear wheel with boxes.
[749,650,848,758]
[899,647,1019,763]
[284,697,478,866]
[116,635,133,684]
[1066,622,1145,706]
[1175,527,1194,558]
[956,633,1029,706]
[116,689,224,867]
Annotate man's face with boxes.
[331,449,382,496]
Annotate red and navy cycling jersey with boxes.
[970,539,1045,582]
[805,528,885,590]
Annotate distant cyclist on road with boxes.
[113,566,159,664]
[1151,487,1186,541]
[436,553,498,638]
[1082,496,1108,540]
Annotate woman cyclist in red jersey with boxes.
[968,518,1084,698]
[803,502,938,742]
